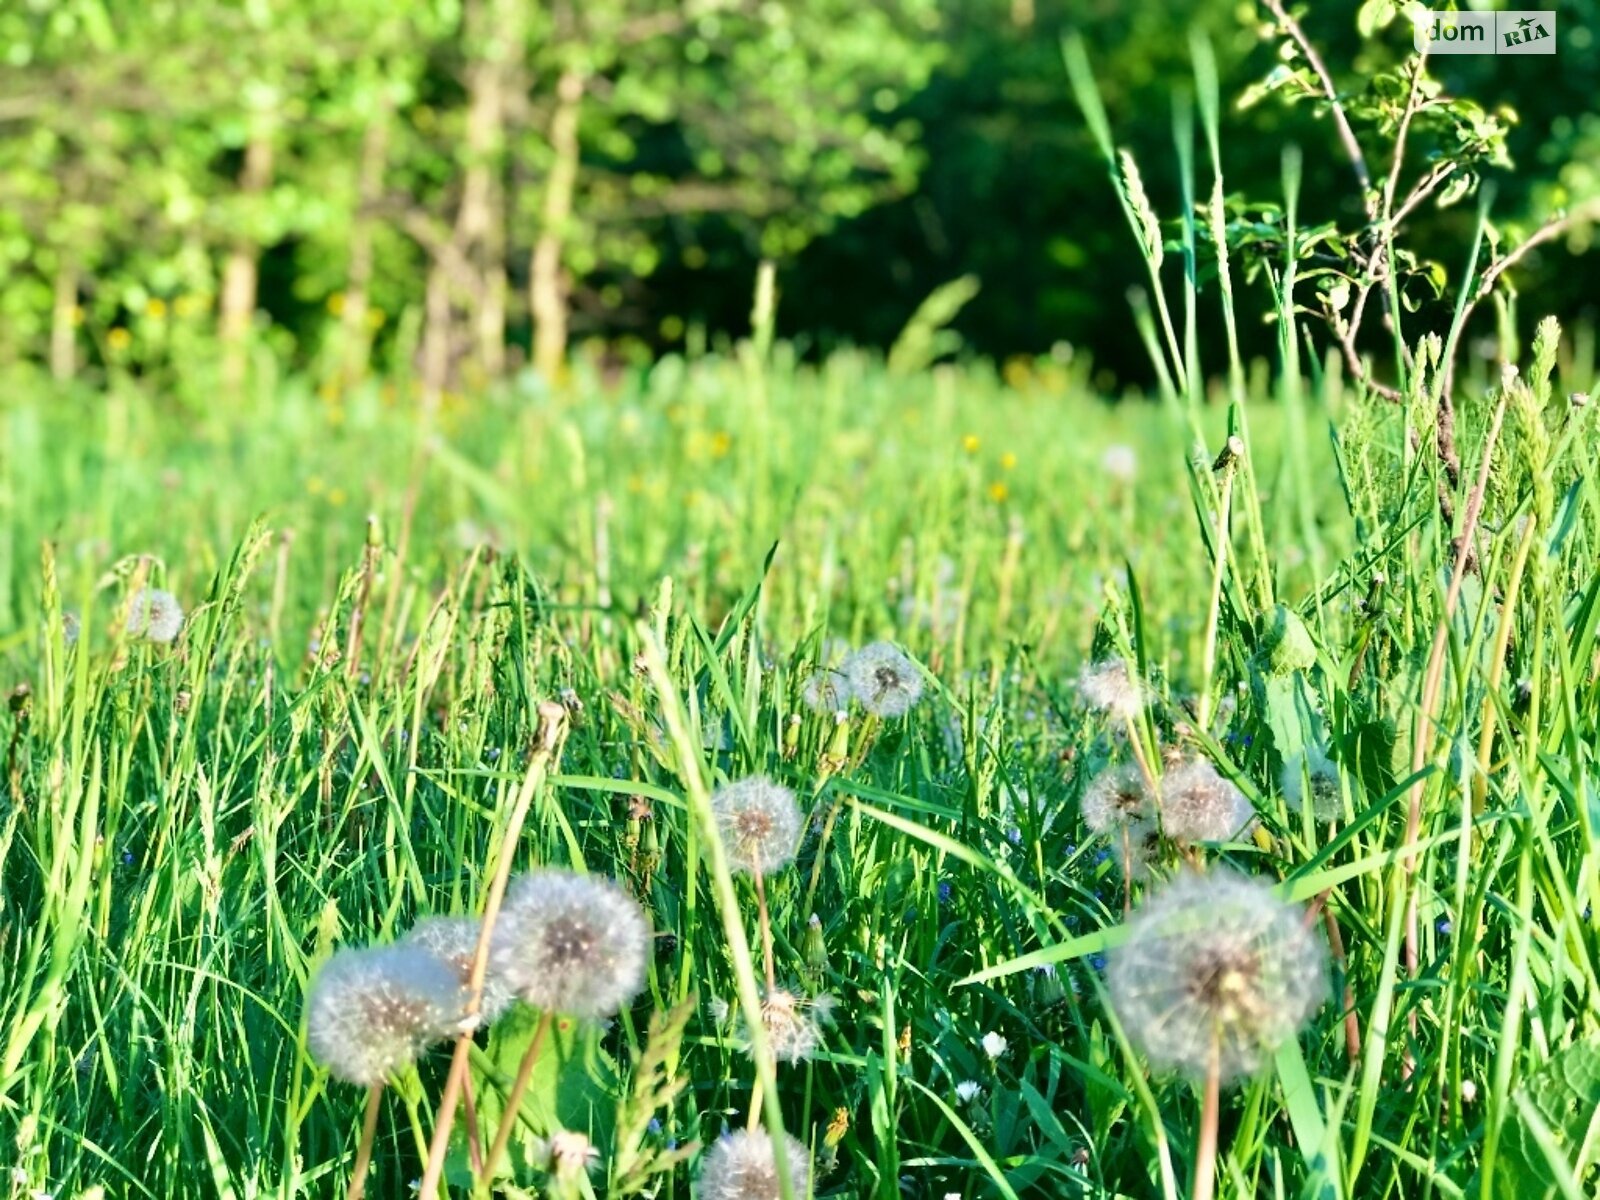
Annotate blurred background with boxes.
[1,0,1596,394]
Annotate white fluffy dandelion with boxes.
[1101,443,1138,483]
[980,1031,1008,1059]
[403,915,516,1024]
[126,587,183,644]
[710,776,803,876]
[490,869,652,1021]
[738,988,825,1065]
[1081,763,1154,834]
[841,642,924,718]
[1281,747,1344,823]
[801,668,852,714]
[1106,870,1326,1082]
[1075,658,1144,723]
[954,1079,984,1104]
[305,944,468,1086]
[696,1129,811,1200]
[547,1130,601,1179]
[1159,757,1255,843]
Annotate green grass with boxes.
[0,316,1597,1200]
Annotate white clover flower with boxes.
[954,1079,983,1103]
[126,587,183,644]
[490,869,652,1021]
[697,1129,811,1200]
[306,944,468,1086]
[980,1031,1008,1059]
[841,642,924,718]
[710,776,803,876]
[1107,870,1326,1082]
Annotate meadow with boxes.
[4,10,1600,1200]
[2,297,1598,1200]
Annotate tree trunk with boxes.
[341,109,391,382]
[531,67,585,385]
[49,257,77,381]
[421,261,451,409]
[220,126,275,387]
[454,0,524,380]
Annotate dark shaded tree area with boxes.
[1,0,1595,389]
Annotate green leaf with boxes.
[1469,1037,1600,1200]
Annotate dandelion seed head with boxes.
[739,988,823,1065]
[490,869,651,1021]
[1280,747,1343,823]
[1106,870,1326,1082]
[1076,658,1144,722]
[403,916,515,1024]
[1160,758,1255,843]
[710,776,803,876]
[980,1031,1008,1059]
[1081,763,1153,833]
[306,944,467,1086]
[547,1130,601,1178]
[697,1129,811,1200]
[841,642,924,718]
[801,668,852,713]
[127,587,183,644]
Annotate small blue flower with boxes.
[1065,842,1077,856]
[1089,953,1107,973]
[937,881,953,904]
[1006,827,1022,846]
[1094,847,1112,865]
[1437,919,1452,935]
[120,850,135,867]
[647,1118,662,1135]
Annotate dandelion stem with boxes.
[801,794,844,917]
[1197,458,1236,731]
[482,1009,555,1183]
[462,1073,484,1176]
[1120,825,1133,917]
[753,864,777,991]
[1193,1033,1222,1200]
[747,1074,765,1131]
[416,703,569,1200]
[347,1083,384,1200]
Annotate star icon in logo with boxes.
[1517,16,1534,31]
